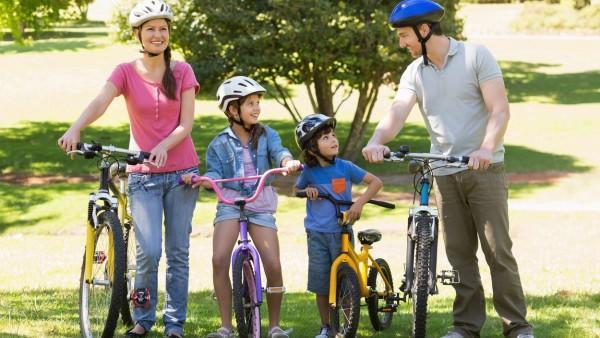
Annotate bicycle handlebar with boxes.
[383,148,469,166]
[295,191,395,209]
[181,167,297,206]
[72,142,151,164]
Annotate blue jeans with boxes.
[128,167,199,336]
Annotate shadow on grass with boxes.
[0,289,597,337]
[0,119,590,177]
[501,61,600,104]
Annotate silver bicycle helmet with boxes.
[128,0,173,28]
[216,76,267,113]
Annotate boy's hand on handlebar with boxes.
[362,143,390,163]
[346,202,364,224]
[305,187,319,200]
[283,159,302,173]
[468,149,492,171]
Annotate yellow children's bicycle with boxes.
[69,142,149,338]
[296,191,397,337]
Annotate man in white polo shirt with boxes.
[362,1,533,337]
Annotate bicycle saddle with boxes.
[357,229,382,245]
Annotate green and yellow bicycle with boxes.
[69,142,149,338]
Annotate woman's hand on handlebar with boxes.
[57,128,81,154]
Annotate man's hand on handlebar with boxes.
[362,143,390,163]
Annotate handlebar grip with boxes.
[367,199,396,209]
[140,151,151,159]
[295,191,308,198]
[460,156,470,164]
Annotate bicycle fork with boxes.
[399,213,459,302]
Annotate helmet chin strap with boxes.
[228,102,254,133]
[313,149,335,165]
[411,23,436,66]
[140,49,161,57]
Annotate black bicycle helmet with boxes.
[295,114,336,151]
[389,0,445,66]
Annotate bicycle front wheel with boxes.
[232,251,261,338]
[367,258,394,331]
[412,216,433,338]
[79,211,126,338]
[120,220,136,327]
[330,263,361,338]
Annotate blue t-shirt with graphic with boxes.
[296,158,367,233]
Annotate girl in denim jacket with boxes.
[184,76,300,338]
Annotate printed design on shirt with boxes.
[331,177,346,194]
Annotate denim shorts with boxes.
[306,228,354,295]
[213,204,278,230]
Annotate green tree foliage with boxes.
[0,0,70,44]
[172,0,462,159]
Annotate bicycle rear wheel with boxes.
[412,216,433,338]
[330,263,361,338]
[367,258,394,330]
[232,251,261,338]
[79,211,127,338]
[120,220,136,327]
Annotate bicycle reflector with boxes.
[131,288,151,308]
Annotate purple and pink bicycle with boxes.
[182,167,294,337]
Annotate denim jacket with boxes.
[204,125,293,195]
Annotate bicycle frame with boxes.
[385,147,468,299]
[75,143,148,285]
[329,230,393,307]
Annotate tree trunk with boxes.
[341,80,381,161]
[313,68,334,116]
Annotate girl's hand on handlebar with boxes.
[181,173,211,189]
[282,159,302,173]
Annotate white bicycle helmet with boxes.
[295,113,336,150]
[217,76,267,113]
[128,0,173,28]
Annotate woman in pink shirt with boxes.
[58,1,198,337]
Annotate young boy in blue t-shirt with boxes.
[293,114,383,338]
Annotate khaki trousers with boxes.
[434,163,532,337]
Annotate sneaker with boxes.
[206,327,234,338]
[315,325,333,338]
[440,331,465,338]
[516,334,534,338]
[268,326,292,338]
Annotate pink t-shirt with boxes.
[108,61,200,173]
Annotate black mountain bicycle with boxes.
[385,145,469,338]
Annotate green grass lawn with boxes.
[1,289,598,337]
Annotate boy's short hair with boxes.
[301,125,334,167]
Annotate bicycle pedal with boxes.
[437,269,460,285]
[380,304,398,312]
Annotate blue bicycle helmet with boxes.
[388,0,445,66]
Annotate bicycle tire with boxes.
[330,263,361,338]
[120,222,136,327]
[412,216,433,338]
[79,211,127,338]
[232,251,261,338]
[367,258,394,331]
